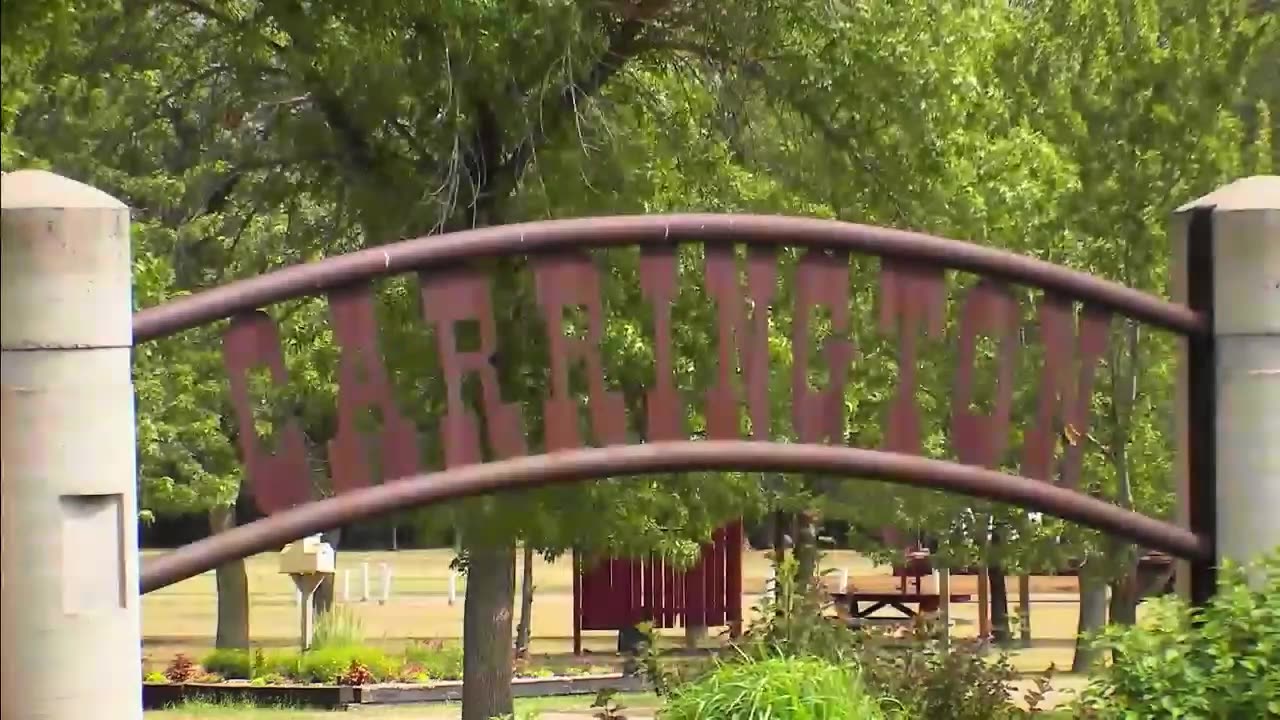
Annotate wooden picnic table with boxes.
[831,590,973,619]
[830,548,971,620]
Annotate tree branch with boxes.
[447,6,669,229]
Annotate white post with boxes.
[937,569,951,653]
[1,171,142,719]
[447,570,458,606]
[836,568,849,593]
[342,569,351,602]
[290,574,325,651]
[361,561,370,602]
[1173,176,1280,591]
[379,562,392,604]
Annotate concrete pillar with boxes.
[1172,175,1280,593]
[1,171,142,719]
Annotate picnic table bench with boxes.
[829,548,970,620]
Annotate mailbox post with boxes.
[279,535,336,650]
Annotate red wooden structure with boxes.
[572,521,744,654]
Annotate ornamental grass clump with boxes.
[661,655,893,720]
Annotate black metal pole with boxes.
[1185,207,1218,607]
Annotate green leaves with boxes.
[1074,549,1280,718]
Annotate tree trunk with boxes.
[989,567,1011,646]
[1018,574,1032,648]
[210,506,251,649]
[1109,562,1139,626]
[313,528,342,615]
[514,544,535,658]
[772,510,789,566]
[987,528,1010,645]
[461,542,516,720]
[1071,574,1109,673]
[1104,320,1140,632]
[794,511,819,585]
[683,623,708,650]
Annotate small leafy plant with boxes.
[337,660,375,686]
[591,688,629,719]
[163,653,198,683]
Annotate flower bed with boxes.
[142,642,639,710]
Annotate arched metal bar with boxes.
[140,441,1209,594]
[133,214,1205,342]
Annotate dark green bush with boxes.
[1074,551,1280,719]
[200,648,252,680]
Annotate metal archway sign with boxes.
[134,214,1215,595]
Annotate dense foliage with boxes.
[1074,550,1280,719]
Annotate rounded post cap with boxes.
[1,169,126,211]
[1175,175,1280,214]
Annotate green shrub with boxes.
[734,556,1034,719]
[252,650,301,679]
[249,672,288,686]
[736,556,861,664]
[312,605,365,650]
[662,655,890,719]
[857,619,1032,720]
[297,645,400,683]
[1074,551,1280,719]
[403,639,464,680]
[201,648,253,680]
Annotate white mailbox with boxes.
[278,535,336,651]
[279,534,335,576]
